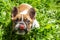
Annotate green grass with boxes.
[0,0,60,40]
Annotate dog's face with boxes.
[11,4,35,35]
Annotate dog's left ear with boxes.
[29,8,35,19]
[11,7,18,17]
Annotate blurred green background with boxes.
[0,0,60,40]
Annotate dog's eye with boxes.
[15,18,19,22]
[20,18,22,21]
[27,20,30,23]
[14,18,19,24]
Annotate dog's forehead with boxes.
[20,10,28,14]
[17,13,32,21]
[19,9,29,18]
[17,13,28,19]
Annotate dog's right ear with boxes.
[28,8,35,19]
[11,7,18,17]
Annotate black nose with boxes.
[19,22,28,33]
[19,22,26,30]
[20,23,24,25]
[19,22,25,25]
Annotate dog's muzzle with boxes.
[14,21,28,35]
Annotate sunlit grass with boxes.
[0,0,60,40]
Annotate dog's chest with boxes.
[32,19,39,28]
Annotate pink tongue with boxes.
[20,24,24,30]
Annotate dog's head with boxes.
[11,4,35,35]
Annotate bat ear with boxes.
[29,8,35,19]
[11,7,18,17]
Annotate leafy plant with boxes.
[0,0,60,40]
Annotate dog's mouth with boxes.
[16,25,27,35]
[16,30,26,35]
[14,21,28,35]
[15,28,28,35]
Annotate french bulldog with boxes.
[11,3,39,35]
